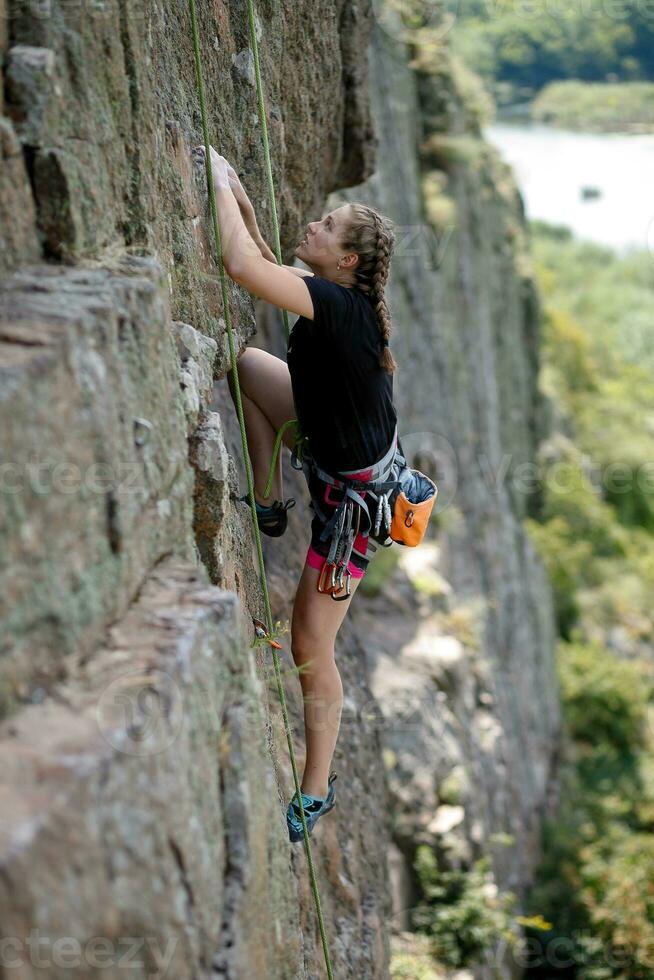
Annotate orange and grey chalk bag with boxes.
[387,468,438,546]
[291,423,438,598]
[373,431,438,548]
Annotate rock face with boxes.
[0,259,197,712]
[0,559,303,979]
[0,2,560,978]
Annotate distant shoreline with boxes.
[494,80,654,135]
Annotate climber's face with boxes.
[295,204,358,278]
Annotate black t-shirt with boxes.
[286,274,398,473]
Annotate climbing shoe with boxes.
[238,494,296,537]
[286,772,337,843]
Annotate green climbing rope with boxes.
[188,1,334,977]
[263,417,302,499]
[245,0,292,348]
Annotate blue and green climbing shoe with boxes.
[286,772,337,843]
[238,494,296,538]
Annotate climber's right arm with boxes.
[279,264,314,278]
[224,166,280,264]
[206,179,313,311]
[266,260,313,278]
[193,146,314,316]
[227,253,315,319]
[237,208,312,278]
[237,222,313,278]
[224,165,312,277]
[218,189,312,290]
[250,234,314,278]
[215,181,314,312]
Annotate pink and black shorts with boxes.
[304,462,380,580]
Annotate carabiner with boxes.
[316,558,352,600]
[317,559,340,595]
[252,617,283,650]
[330,568,352,601]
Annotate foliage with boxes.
[538,459,626,561]
[532,80,654,132]
[411,848,520,968]
[541,306,599,395]
[524,224,654,641]
[518,218,654,977]
[448,0,654,94]
[526,515,591,638]
[578,831,654,976]
[390,931,449,980]
[410,806,654,978]
[522,644,654,978]
[556,640,651,755]
[532,227,654,377]
[449,52,496,128]
[533,227,654,531]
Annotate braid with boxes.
[341,203,397,373]
[368,210,395,372]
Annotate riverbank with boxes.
[531,80,654,134]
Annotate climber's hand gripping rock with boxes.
[192,143,231,191]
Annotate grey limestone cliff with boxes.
[0,1,560,978]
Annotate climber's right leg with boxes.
[227,348,296,503]
[290,562,363,799]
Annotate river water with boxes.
[483,121,654,256]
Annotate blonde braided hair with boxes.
[339,203,397,373]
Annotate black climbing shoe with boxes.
[238,494,296,537]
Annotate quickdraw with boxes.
[252,617,283,650]
[316,503,361,600]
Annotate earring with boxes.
[336,259,342,269]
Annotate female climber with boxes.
[193,144,399,843]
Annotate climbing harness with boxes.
[189,0,335,975]
[291,424,439,599]
[292,425,402,600]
